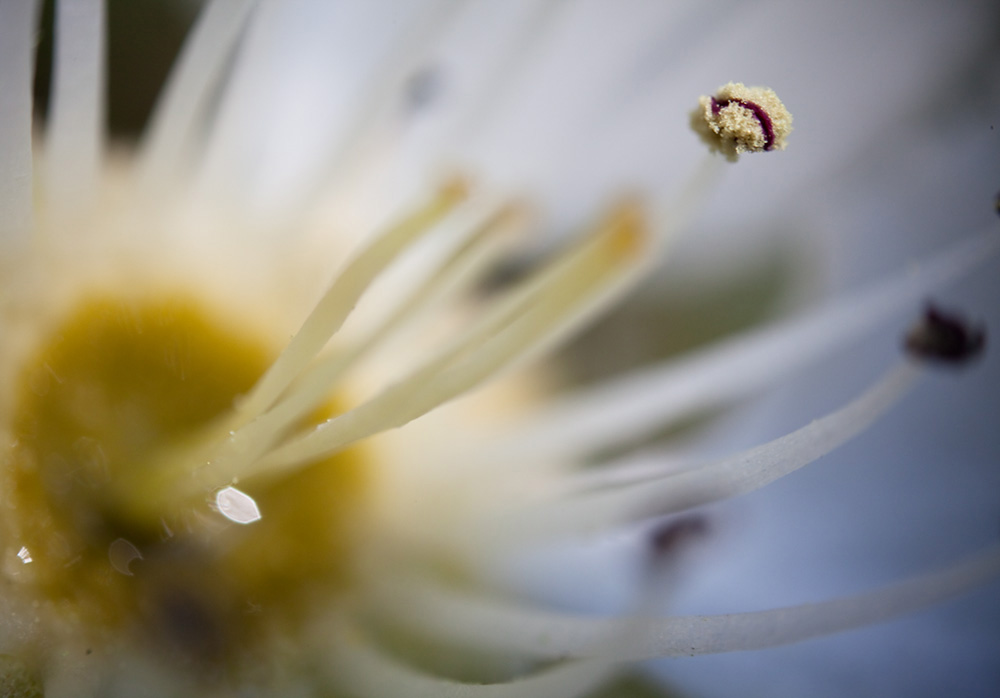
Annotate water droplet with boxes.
[108,538,143,576]
[16,546,32,564]
[215,486,261,525]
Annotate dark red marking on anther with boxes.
[904,303,986,366]
[711,96,776,150]
[649,515,709,557]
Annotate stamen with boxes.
[459,232,998,477]
[552,448,703,496]
[44,0,105,220]
[711,97,775,150]
[188,200,526,484]
[365,546,1000,661]
[904,302,985,366]
[137,0,257,190]
[644,514,711,583]
[695,82,792,158]
[319,622,613,698]
[647,515,710,561]
[234,178,468,424]
[0,0,36,241]
[250,202,527,439]
[480,361,918,543]
[240,201,647,482]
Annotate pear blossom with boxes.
[0,1,998,697]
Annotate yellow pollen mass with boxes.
[695,81,793,159]
[4,296,368,672]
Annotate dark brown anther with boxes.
[649,515,709,558]
[904,303,986,366]
[403,65,443,113]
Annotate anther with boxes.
[648,516,709,559]
[645,515,710,580]
[404,65,444,113]
[695,82,792,159]
[904,303,986,366]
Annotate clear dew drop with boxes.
[108,538,143,576]
[215,486,262,525]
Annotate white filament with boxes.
[251,202,524,440]
[0,0,38,242]
[464,231,998,472]
[247,211,646,480]
[233,183,465,424]
[368,545,1000,660]
[479,361,918,543]
[138,0,257,190]
[321,623,614,698]
[191,199,520,483]
[552,446,703,496]
[45,0,105,220]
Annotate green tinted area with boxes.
[8,297,366,673]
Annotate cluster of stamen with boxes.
[2,178,648,681]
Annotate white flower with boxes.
[0,1,998,697]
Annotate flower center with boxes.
[5,295,368,669]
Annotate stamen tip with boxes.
[439,174,472,205]
[605,198,647,260]
[904,303,986,366]
[694,82,793,160]
[647,515,709,565]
